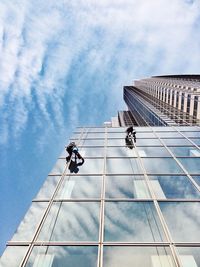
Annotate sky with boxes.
[0,0,200,255]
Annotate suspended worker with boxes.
[125,126,136,149]
[66,142,85,173]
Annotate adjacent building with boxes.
[1,76,200,267]
[122,75,200,126]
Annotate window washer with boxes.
[125,126,136,149]
[66,142,85,173]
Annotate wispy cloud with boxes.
[0,0,200,145]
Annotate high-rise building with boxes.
[123,75,200,126]
[1,76,200,267]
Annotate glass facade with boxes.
[1,126,200,267]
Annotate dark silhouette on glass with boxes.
[66,142,84,173]
[125,126,136,149]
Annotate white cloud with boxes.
[0,0,200,144]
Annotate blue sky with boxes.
[0,0,200,255]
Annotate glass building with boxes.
[123,75,200,126]
[1,78,200,267]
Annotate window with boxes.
[104,202,166,242]
[103,246,176,267]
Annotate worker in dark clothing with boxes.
[125,126,136,149]
[66,142,84,173]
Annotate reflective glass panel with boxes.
[149,176,200,199]
[161,138,192,146]
[105,175,150,199]
[175,126,199,131]
[153,127,175,131]
[177,247,200,267]
[178,158,200,174]
[104,202,166,242]
[137,147,171,157]
[168,146,200,157]
[189,138,200,146]
[56,176,102,199]
[135,127,153,132]
[77,158,103,174]
[107,132,127,138]
[159,202,200,242]
[12,202,48,241]
[103,246,176,267]
[136,139,162,146]
[25,246,98,267]
[37,202,100,241]
[79,147,104,157]
[156,132,182,138]
[81,139,104,146]
[88,127,105,132]
[0,246,28,267]
[106,146,136,157]
[192,175,200,186]
[106,158,142,174]
[110,132,157,139]
[183,131,200,137]
[107,127,126,132]
[142,158,184,174]
[107,139,125,146]
[36,175,60,199]
[85,132,105,138]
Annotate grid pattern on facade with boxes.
[1,126,200,267]
[127,75,200,125]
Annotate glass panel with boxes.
[175,126,199,131]
[135,127,153,132]
[103,246,176,267]
[107,132,127,138]
[104,202,166,242]
[77,158,103,174]
[25,246,98,267]
[106,158,142,174]
[85,132,105,138]
[81,139,104,146]
[177,247,200,267]
[79,147,104,157]
[56,176,102,199]
[105,175,150,199]
[136,139,162,146]
[152,127,175,131]
[168,147,200,157]
[156,132,182,138]
[107,139,125,146]
[191,176,200,186]
[183,132,200,137]
[0,246,28,267]
[159,202,200,242]
[12,202,48,241]
[161,138,192,146]
[107,127,127,132]
[137,147,171,157]
[134,132,156,138]
[88,127,105,132]
[149,176,200,199]
[178,158,200,174]
[142,158,184,174]
[36,175,60,199]
[106,146,136,157]
[189,138,200,146]
[107,131,155,138]
[37,202,99,241]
